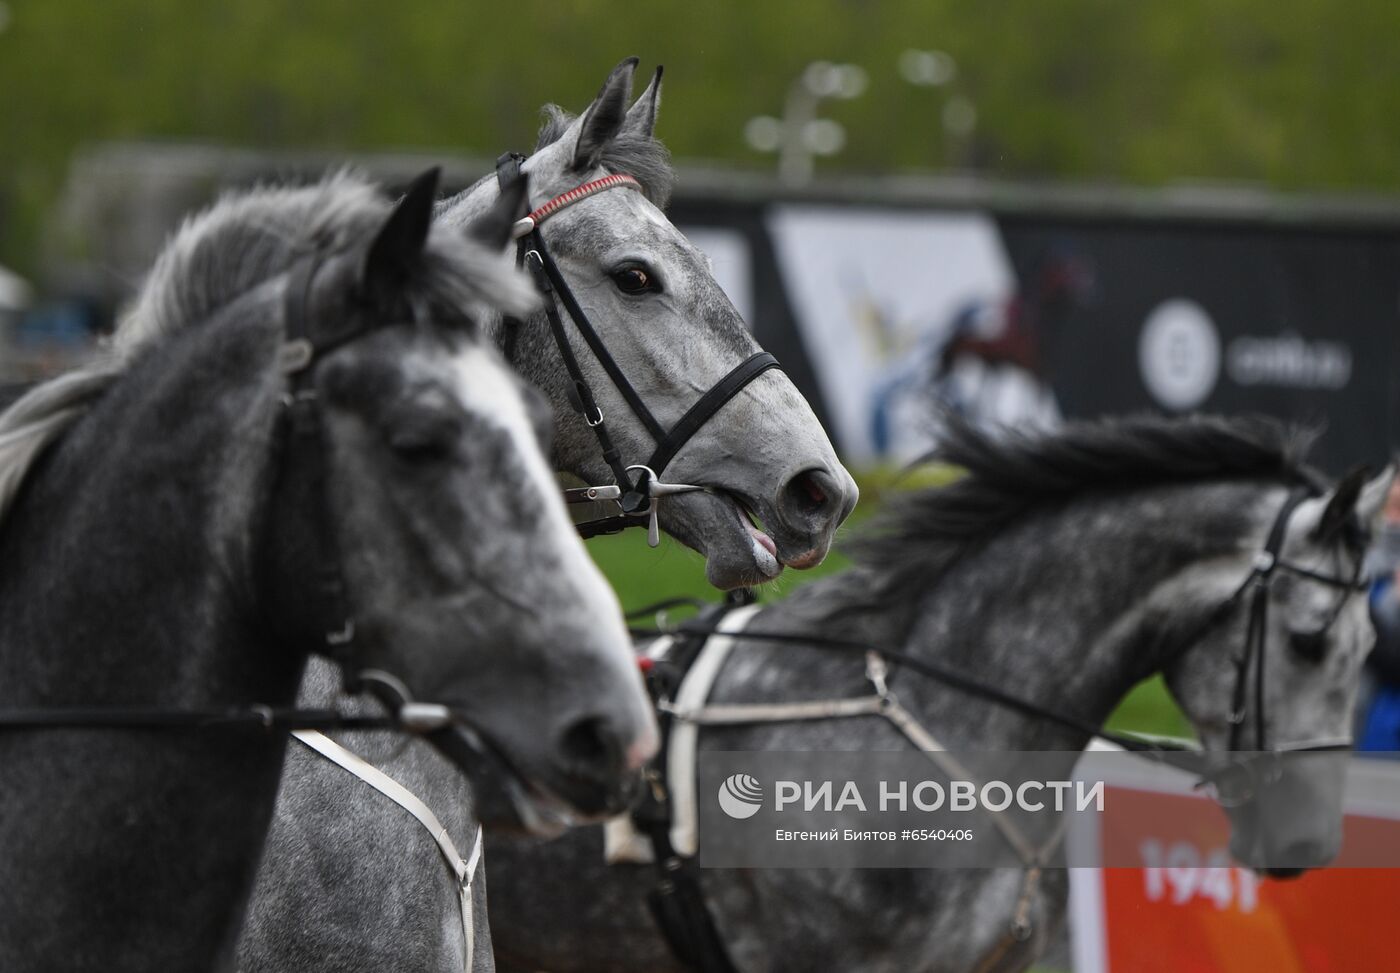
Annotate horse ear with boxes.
[1352,465,1397,532]
[364,167,440,292]
[621,65,663,139]
[1311,465,1371,542]
[572,57,638,170]
[468,174,530,251]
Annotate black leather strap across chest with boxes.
[495,152,781,538]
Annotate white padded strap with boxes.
[292,730,482,972]
[667,604,763,856]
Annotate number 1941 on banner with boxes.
[1139,839,1259,912]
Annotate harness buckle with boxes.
[325,620,356,647]
[397,702,455,733]
[279,338,315,375]
[1253,550,1277,574]
[865,651,891,699]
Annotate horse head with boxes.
[439,59,858,589]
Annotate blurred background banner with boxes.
[18,143,1399,471]
[4,0,1399,468]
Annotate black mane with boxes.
[849,413,1319,602]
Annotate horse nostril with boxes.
[783,468,839,523]
[558,714,625,782]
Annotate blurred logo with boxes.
[718,773,764,819]
[1227,333,1352,390]
[1139,299,1221,410]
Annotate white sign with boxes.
[1138,299,1221,411]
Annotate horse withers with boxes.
[484,416,1391,973]
[0,169,653,972]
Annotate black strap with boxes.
[646,352,779,477]
[522,247,640,500]
[1229,487,1310,750]
[629,622,1192,755]
[280,254,357,651]
[496,154,529,364]
[0,706,396,733]
[527,233,667,443]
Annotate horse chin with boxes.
[428,721,629,834]
[661,490,786,590]
[501,777,590,838]
[1259,866,1309,880]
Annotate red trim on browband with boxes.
[525,173,642,228]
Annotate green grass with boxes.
[586,467,1190,740]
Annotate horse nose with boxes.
[782,468,849,527]
[775,468,856,564]
[1276,838,1335,870]
[557,712,657,781]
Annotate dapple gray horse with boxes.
[0,169,654,972]
[484,416,1391,973]
[239,59,855,972]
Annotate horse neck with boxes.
[898,482,1277,750]
[0,307,301,706]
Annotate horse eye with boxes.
[389,433,451,464]
[610,267,656,295]
[387,414,458,464]
[1289,628,1329,663]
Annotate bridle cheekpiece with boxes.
[495,152,781,546]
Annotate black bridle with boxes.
[1221,487,1365,752]
[0,247,452,736]
[494,153,781,544]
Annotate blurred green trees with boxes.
[3,0,1399,273]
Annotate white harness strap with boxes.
[292,730,484,973]
[660,637,1061,945]
[665,604,764,857]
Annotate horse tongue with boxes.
[747,523,777,558]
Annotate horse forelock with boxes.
[0,170,537,534]
[535,104,674,208]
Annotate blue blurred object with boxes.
[15,301,96,347]
[1359,574,1400,754]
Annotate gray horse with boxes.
[434,57,858,590]
[239,59,855,972]
[0,169,654,972]
[484,416,1392,973]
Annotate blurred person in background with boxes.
[1359,478,1400,753]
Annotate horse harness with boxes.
[493,153,782,545]
[624,595,1058,973]
[0,237,462,738]
[292,728,485,973]
[622,486,1367,973]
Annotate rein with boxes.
[495,153,781,545]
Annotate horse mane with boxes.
[0,170,536,528]
[847,413,1321,609]
[535,105,675,208]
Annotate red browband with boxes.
[511,173,642,239]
